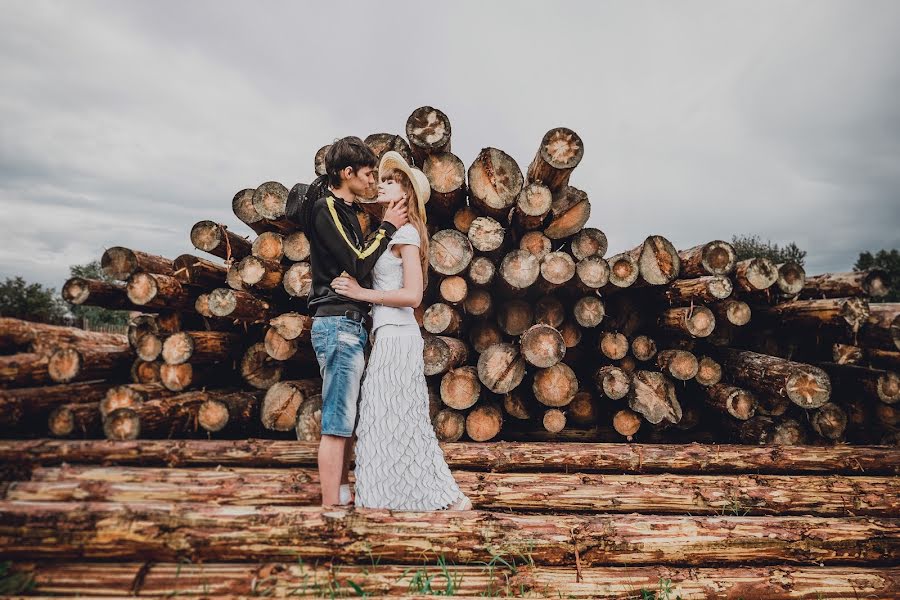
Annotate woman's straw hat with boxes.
[378,151,430,221]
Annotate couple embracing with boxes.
[303,136,471,511]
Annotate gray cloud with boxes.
[1,0,898,289]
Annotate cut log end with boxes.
[786,368,832,409]
[433,409,465,442]
[542,408,567,433]
[613,408,642,440]
[574,296,605,328]
[533,363,578,407]
[440,366,481,410]
[465,403,503,442]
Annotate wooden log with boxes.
[469,321,504,354]
[171,254,227,289]
[695,356,723,386]
[365,132,414,165]
[566,391,598,425]
[452,205,478,234]
[773,261,806,296]
[498,249,540,293]
[677,240,736,278]
[100,247,174,281]
[422,335,467,377]
[810,402,848,440]
[629,370,682,425]
[438,275,468,306]
[704,383,757,420]
[268,312,311,342]
[711,299,752,326]
[656,349,699,381]
[282,231,311,262]
[612,408,642,440]
[198,390,263,433]
[260,379,321,431]
[544,186,591,240]
[468,147,523,221]
[48,346,132,384]
[0,380,108,429]
[61,277,130,310]
[104,389,236,440]
[231,188,296,236]
[818,362,900,405]
[133,332,162,362]
[859,303,900,352]
[158,363,214,392]
[251,181,289,221]
[468,216,505,255]
[294,393,323,441]
[597,332,628,360]
[518,230,552,261]
[520,324,565,368]
[593,365,631,400]
[465,403,503,442]
[734,257,778,292]
[250,231,285,262]
[225,260,247,291]
[463,288,492,318]
[559,319,582,350]
[497,299,534,336]
[240,342,283,390]
[477,343,525,394]
[574,256,609,291]
[207,288,272,322]
[801,269,891,300]
[467,256,496,288]
[533,295,565,328]
[433,409,466,442]
[833,343,863,365]
[130,359,161,384]
[282,261,312,297]
[10,562,900,600]
[125,273,200,311]
[423,302,461,335]
[718,348,831,409]
[573,295,605,328]
[262,328,296,361]
[570,227,608,261]
[603,252,640,289]
[429,229,474,276]
[422,151,466,216]
[537,251,576,290]
[189,221,252,262]
[405,106,452,164]
[237,255,284,290]
[440,366,481,410]
[511,182,552,231]
[542,408,566,433]
[161,331,242,365]
[526,127,584,193]
[631,335,657,362]
[624,236,681,286]
[658,305,716,338]
[656,275,732,304]
[99,383,177,418]
[869,348,900,371]
[758,297,871,335]
[502,390,532,420]
[46,401,102,437]
[533,363,578,407]
[0,318,126,355]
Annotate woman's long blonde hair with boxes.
[382,168,429,288]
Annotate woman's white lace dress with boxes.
[354,224,468,510]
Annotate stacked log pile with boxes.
[1,105,897,447]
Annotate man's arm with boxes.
[313,197,398,280]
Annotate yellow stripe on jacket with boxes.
[326,196,386,259]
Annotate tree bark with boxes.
[656,276,732,304]
[125,273,201,312]
[208,288,272,322]
[237,255,284,290]
[240,342,283,390]
[801,269,891,300]
[47,345,132,384]
[171,254,227,289]
[718,348,831,409]
[859,303,900,352]
[0,318,126,355]
[189,221,252,262]
[512,182,553,232]
[818,362,900,405]
[757,297,870,335]
[161,331,242,365]
[100,247,174,281]
[61,277,131,310]
[0,380,108,428]
[198,389,263,433]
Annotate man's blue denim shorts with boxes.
[311,315,368,437]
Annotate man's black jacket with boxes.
[306,194,397,317]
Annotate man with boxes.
[307,136,408,506]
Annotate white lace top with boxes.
[370,224,420,332]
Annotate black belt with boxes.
[342,309,366,323]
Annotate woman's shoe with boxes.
[448,495,473,511]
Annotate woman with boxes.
[331,151,472,511]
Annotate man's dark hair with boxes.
[325,136,378,188]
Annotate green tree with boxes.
[731,234,807,266]
[66,261,131,326]
[0,276,69,323]
[855,248,899,301]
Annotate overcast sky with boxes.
[1,0,898,289]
